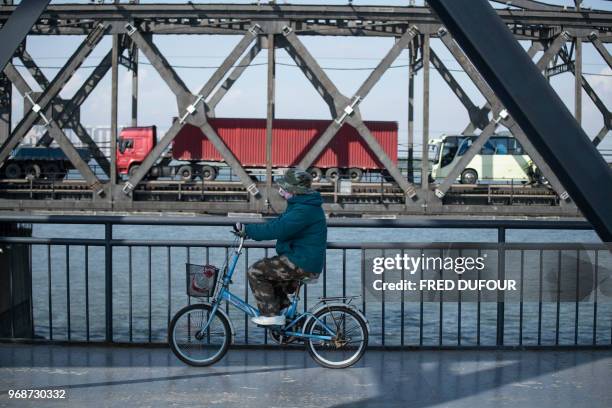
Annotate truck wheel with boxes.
[325,167,340,182]
[4,163,21,179]
[24,163,41,179]
[43,163,61,180]
[460,169,478,184]
[308,167,322,182]
[201,165,217,181]
[128,165,141,178]
[178,165,193,181]
[348,168,363,182]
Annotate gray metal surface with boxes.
[427,0,612,242]
[0,0,49,71]
[0,2,609,217]
[0,23,106,180]
[2,63,104,193]
[1,344,611,408]
[121,26,260,197]
[0,212,592,229]
[0,4,610,37]
[441,34,571,203]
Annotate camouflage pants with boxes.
[247,255,317,316]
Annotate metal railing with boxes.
[0,214,610,348]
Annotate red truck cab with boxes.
[117,126,157,176]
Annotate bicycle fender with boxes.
[303,303,370,334]
[202,301,236,345]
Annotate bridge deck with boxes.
[1,344,611,407]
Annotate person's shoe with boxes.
[251,315,286,326]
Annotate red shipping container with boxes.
[172,118,398,170]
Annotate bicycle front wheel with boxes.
[169,303,231,366]
[304,305,368,369]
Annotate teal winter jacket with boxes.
[245,192,327,274]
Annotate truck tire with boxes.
[201,165,217,181]
[325,167,340,182]
[460,169,478,184]
[43,163,61,180]
[348,168,363,182]
[178,165,193,181]
[24,163,41,179]
[128,164,141,178]
[308,167,322,182]
[4,163,21,179]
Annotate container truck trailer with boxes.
[117,117,398,182]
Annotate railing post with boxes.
[496,226,505,346]
[105,221,113,343]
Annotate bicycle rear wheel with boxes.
[304,305,368,369]
[169,303,231,366]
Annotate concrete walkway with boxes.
[0,344,611,407]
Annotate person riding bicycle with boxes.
[233,167,327,326]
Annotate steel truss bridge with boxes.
[0,0,611,218]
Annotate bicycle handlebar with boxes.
[230,230,245,253]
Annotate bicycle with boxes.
[168,233,369,369]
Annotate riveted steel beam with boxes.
[421,33,430,192]
[430,48,488,131]
[1,4,611,37]
[0,0,50,71]
[428,0,612,242]
[589,32,612,69]
[462,42,540,135]
[284,25,419,198]
[19,48,49,90]
[280,30,345,117]
[122,25,261,197]
[21,49,113,175]
[435,30,570,200]
[592,126,609,147]
[557,47,611,139]
[0,73,9,145]
[208,41,262,116]
[126,29,191,107]
[490,0,573,11]
[3,63,103,194]
[0,23,107,172]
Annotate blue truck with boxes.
[3,147,92,180]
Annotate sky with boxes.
[10,0,612,158]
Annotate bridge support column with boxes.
[0,73,9,145]
[0,223,33,339]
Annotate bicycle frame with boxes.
[201,236,335,342]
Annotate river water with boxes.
[28,223,612,347]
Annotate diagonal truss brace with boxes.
[460,42,542,135]
[208,41,262,117]
[0,23,107,194]
[428,49,490,133]
[21,48,113,175]
[414,43,495,135]
[589,32,612,70]
[586,32,612,146]
[556,46,611,147]
[19,48,50,90]
[435,29,570,201]
[282,25,419,199]
[122,24,261,197]
[3,63,104,194]
[0,0,50,72]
